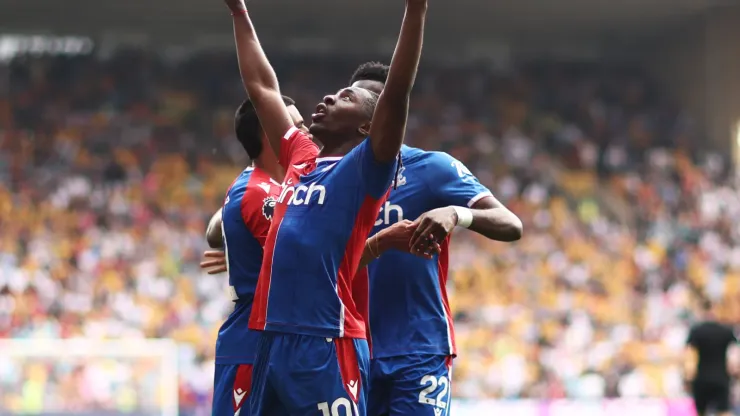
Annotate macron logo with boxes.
[257,182,271,194]
[346,380,358,401]
[233,388,247,407]
[279,183,326,206]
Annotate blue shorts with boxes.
[367,354,452,416]
[213,364,254,416]
[250,331,370,416]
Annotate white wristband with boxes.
[452,206,473,228]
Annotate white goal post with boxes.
[0,338,178,416]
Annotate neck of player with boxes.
[316,135,364,159]
[253,156,284,183]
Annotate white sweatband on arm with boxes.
[452,206,473,228]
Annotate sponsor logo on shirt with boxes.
[279,183,326,206]
[375,201,404,226]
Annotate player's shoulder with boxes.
[241,169,279,222]
[284,126,320,163]
[228,167,254,193]
[247,168,280,196]
[287,128,319,151]
[250,166,280,185]
[284,126,310,141]
[402,146,461,169]
[399,144,425,161]
[399,145,441,164]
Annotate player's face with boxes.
[351,80,384,96]
[286,105,308,133]
[309,87,374,139]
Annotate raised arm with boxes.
[368,0,427,162]
[225,0,294,156]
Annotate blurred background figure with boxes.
[3,0,740,415]
[685,300,739,416]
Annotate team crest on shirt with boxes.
[262,196,277,220]
[392,166,407,188]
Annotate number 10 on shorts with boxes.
[317,398,359,416]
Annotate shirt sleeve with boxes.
[349,137,398,200]
[280,126,320,168]
[424,152,493,207]
[240,188,271,247]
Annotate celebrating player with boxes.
[349,62,523,416]
[201,98,426,415]
[207,96,301,416]
[222,0,427,412]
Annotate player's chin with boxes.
[308,122,327,136]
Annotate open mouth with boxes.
[311,103,327,122]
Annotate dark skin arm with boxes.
[409,196,523,254]
[465,196,523,242]
[357,220,436,270]
[368,0,427,162]
[206,208,224,249]
[225,0,293,157]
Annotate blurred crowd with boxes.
[1,51,739,414]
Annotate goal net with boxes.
[0,339,178,416]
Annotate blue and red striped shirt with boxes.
[249,127,397,339]
[216,166,281,364]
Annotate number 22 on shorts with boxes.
[418,375,449,410]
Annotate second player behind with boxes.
[349,61,523,416]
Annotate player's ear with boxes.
[358,121,371,137]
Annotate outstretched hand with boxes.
[200,250,227,275]
[409,207,456,256]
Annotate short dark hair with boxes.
[235,95,295,159]
[349,61,389,86]
[362,90,380,119]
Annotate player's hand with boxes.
[200,250,227,275]
[376,220,434,259]
[223,0,247,15]
[410,207,457,256]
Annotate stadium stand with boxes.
[1,52,738,414]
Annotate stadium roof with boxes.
[1,0,734,56]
